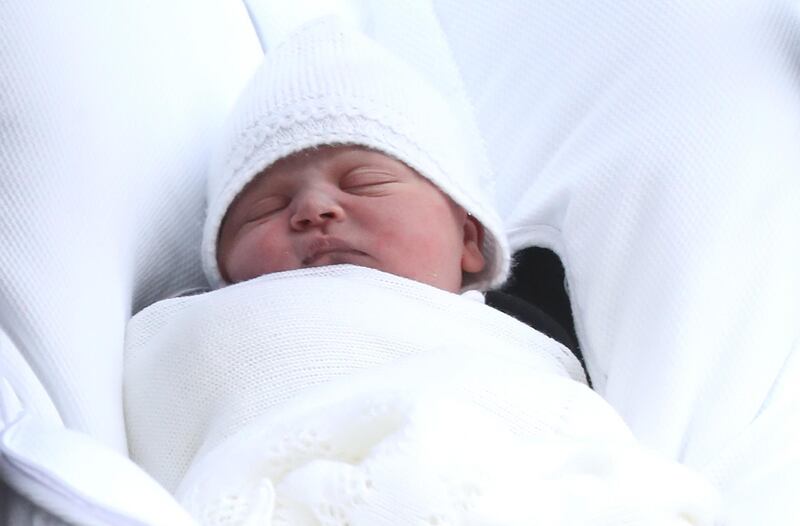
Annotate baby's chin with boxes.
[301,249,370,268]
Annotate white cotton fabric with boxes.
[0,0,262,453]
[2,0,799,523]
[176,351,719,526]
[124,265,583,492]
[0,411,195,526]
[430,0,800,464]
[424,5,800,523]
[125,265,718,525]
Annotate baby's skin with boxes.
[217,145,485,292]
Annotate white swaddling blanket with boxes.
[124,265,718,525]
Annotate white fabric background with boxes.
[430,3,800,521]
[2,0,799,524]
[0,1,262,451]
[433,0,800,463]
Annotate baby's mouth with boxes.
[301,238,367,267]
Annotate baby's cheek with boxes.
[254,238,297,273]
[227,231,277,280]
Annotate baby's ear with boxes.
[461,214,486,274]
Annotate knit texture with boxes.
[124,265,718,525]
[201,17,509,291]
[0,0,261,454]
[124,265,583,492]
[176,350,719,525]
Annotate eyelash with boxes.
[243,171,397,223]
[244,197,288,222]
[341,171,396,192]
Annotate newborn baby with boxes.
[124,17,719,525]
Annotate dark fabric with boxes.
[485,290,578,353]
[498,247,578,346]
[488,247,588,383]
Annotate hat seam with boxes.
[216,106,490,221]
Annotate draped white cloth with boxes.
[124,266,584,492]
[2,0,799,524]
[126,266,718,525]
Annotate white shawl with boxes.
[124,265,717,525]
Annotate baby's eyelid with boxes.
[341,169,398,187]
[243,195,288,221]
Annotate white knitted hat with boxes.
[202,17,510,291]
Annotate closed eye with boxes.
[242,195,288,223]
[341,169,399,195]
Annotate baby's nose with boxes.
[289,189,345,230]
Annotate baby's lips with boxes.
[301,236,364,266]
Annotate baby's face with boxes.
[217,146,485,292]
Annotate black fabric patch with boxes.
[488,247,587,383]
